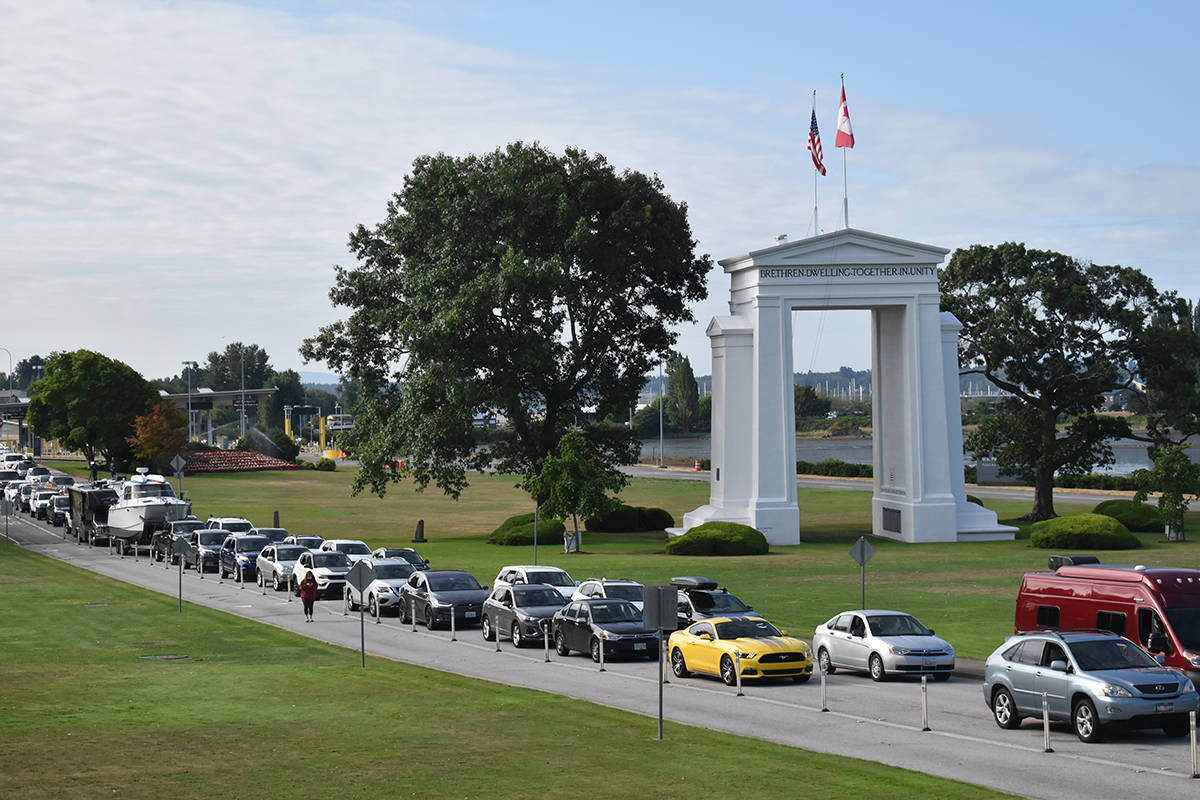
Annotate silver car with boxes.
[983,630,1199,742]
[343,559,416,617]
[256,544,308,592]
[812,609,954,682]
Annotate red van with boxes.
[1015,562,1200,680]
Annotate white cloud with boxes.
[1,0,1196,381]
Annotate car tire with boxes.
[482,616,494,641]
[555,631,570,656]
[511,622,524,648]
[256,571,264,587]
[991,686,1021,729]
[1072,697,1103,743]
[590,637,602,663]
[272,574,282,592]
[370,596,379,619]
[424,604,437,630]
[401,600,412,624]
[671,647,691,678]
[720,655,738,686]
[292,578,299,596]
[344,590,353,614]
[1163,718,1189,738]
[817,647,835,675]
[869,653,886,682]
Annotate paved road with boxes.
[5,513,1198,800]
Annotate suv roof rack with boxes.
[670,576,719,590]
[1015,628,1121,640]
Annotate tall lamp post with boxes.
[0,346,11,391]
[239,345,247,438]
[182,360,198,442]
[658,360,665,469]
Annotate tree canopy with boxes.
[27,350,157,468]
[529,429,626,551]
[204,342,273,391]
[259,369,305,430]
[302,142,711,497]
[794,384,832,419]
[127,401,188,473]
[665,353,700,434]
[940,242,1163,520]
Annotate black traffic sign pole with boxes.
[345,560,375,669]
[643,585,678,741]
[172,538,189,612]
[850,536,876,609]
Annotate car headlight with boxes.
[1102,683,1133,698]
[889,646,911,655]
[430,598,448,608]
[599,629,615,640]
[1184,651,1200,669]
[736,651,758,660]
[1183,679,1196,694]
[378,585,394,594]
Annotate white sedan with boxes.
[812,609,955,682]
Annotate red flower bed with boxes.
[183,450,300,475]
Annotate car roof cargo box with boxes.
[1048,554,1101,571]
[670,576,718,590]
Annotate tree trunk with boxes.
[1021,407,1058,522]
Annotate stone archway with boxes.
[677,228,1014,545]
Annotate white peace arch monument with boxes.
[677,227,1016,545]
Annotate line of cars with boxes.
[1,455,75,525]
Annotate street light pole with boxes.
[0,346,12,391]
[239,346,246,438]
[182,361,197,442]
[658,360,665,469]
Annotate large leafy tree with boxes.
[204,343,274,391]
[1133,298,1200,446]
[259,369,306,430]
[302,142,711,497]
[940,242,1162,520]
[529,429,626,551]
[794,384,831,419]
[127,402,188,473]
[665,353,700,434]
[27,350,157,468]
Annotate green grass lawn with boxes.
[0,541,1012,799]
[44,460,1200,660]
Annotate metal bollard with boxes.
[238,570,244,590]
[543,625,550,662]
[343,592,349,616]
[820,668,829,712]
[598,636,606,672]
[494,619,502,652]
[119,540,124,559]
[218,565,224,584]
[410,597,416,632]
[662,641,670,684]
[375,600,381,625]
[1042,692,1053,753]
[920,675,930,731]
[261,577,267,596]
[134,543,138,562]
[450,606,456,641]
[1191,710,1197,779]
[286,579,291,601]
[734,652,743,697]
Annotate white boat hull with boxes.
[107,499,191,539]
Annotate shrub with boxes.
[699,458,711,471]
[314,457,337,472]
[664,521,769,556]
[487,512,566,546]
[964,465,977,484]
[299,460,315,470]
[966,494,984,506]
[796,459,872,478]
[1091,499,1164,532]
[584,505,675,532]
[1030,514,1142,550]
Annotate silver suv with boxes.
[983,630,1200,742]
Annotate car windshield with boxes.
[235,537,269,553]
[312,552,351,568]
[256,529,288,542]
[689,591,749,612]
[197,532,225,545]
[374,564,415,580]
[1164,607,1200,650]
[223,522,252,533]
[514,588,567,607]
[604,584,645,602]
[37,492,55,500]
[867,614,931,637]
[275,546,306,561]
[53,497,69,507]
[295,538,322,547]
[428,573,483,592]
[173,521,204,534]
[1070,638,1160,671]
[335,542,371,555]
[525,570,573,587]
[131,483,176,499]
[716,618,781,639]
[589,601,642,623]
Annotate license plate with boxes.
[464,611,477,618]
[1157,702,1174,712]
[634,643,647,650]
[924,659,935,667]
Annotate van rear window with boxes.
[1096,610,1126,637]
[1036,605,1060,628]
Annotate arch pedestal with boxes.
[679,228,1015,545]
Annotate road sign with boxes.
[171,537,190,556]
[174,470,185,481]
[346,560,374,594]
[1,500,11,517]
[232,398,258,409]
[643,586,679,632]
[849,536,875,566]
[170,455,187,473]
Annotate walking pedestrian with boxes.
[299,572,318,622]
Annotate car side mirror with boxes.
[927,628,935,635]
[1155,653,1167,665]
[1049,660,1068,672]
[698,633,712,641]
[852,630,863,638]
[1148,635,1173,655]
[779,630,788,637]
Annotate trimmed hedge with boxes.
[1030,514,1142,550]
[584,505,675,532]
[1092,499,1164,532]
[796,459,872,478]
[664,522,769,556]
[314,457,337,472]
[966,494,985,507]
[487,512,566,546]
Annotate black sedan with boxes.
[398,570,489,629]
[552,599,659,662]
[481,584,567,647]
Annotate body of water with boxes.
[640,436,1179,476]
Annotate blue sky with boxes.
[4,0,1198,380]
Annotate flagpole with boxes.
[841,73,849,229]
[812,89,818,236]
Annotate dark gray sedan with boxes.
[552,598,660,662]
[481,584,567,647]
[398,570,489,629]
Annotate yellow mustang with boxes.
[668,616,814,685]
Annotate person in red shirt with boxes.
[299,572,318,622]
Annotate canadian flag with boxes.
[836,85,854,148]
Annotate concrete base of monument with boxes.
[954,502,1018,541]
[680,503,800,546]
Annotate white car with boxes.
[493,565,578,600]
[206,516,253,533]
[344,558,417,617]
[291,550,352,598]
[32,490,57,519]
[256,543,309,592]
[283,534,325,550]
[320,539,373,563]
[571,578,646,610]
[811,609,955,682]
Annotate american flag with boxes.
[808,109,826,176]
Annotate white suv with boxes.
[493,565,578,600]
[206,516,252,533]
[344,558,417,617]
[319,539,373,563]
[571,578,646,610]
